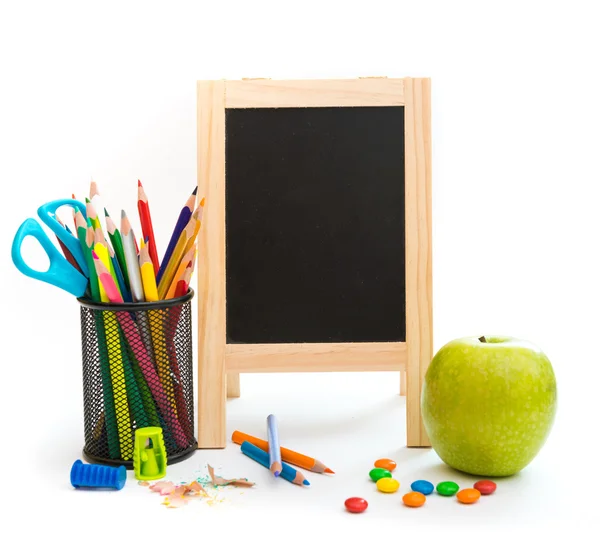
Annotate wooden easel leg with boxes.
[227,373,241,398]
[198,348,226,448]
[400,370,407,396]
[197,79,227,449]
[404,77,433,448]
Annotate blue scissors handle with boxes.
[12,218,88,297]
[38,199,89,277]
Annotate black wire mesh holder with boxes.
[78,289,196,468]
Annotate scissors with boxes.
[12,199,90,297]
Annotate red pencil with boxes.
[137,180,159,275]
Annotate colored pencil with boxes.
[90,180,108,236]
[93,242,132,459]
[71,193,78,230]
[75,214,119,458]
[121,210,145,302]
[75,211,100,301]
[157,186,197,283]
[139,242,159,302]
[162,256,196,436]
[86,197,102,232]
[92,251,188,447]
[267,414,283,476]
[240,441,309,486]
[108,243,131,302]
[165,244,196,300]
[138,240,178,413]
[184,203,203,254]
[95,227,121,296]
[157,217,196,299]
[104,209,129,289]
[137,180,159,275]
[174,265,193,298]
[118,219,162,428]
[232,430,334,474]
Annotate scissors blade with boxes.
[37,199,89,277]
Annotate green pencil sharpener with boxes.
[133,426,168,481]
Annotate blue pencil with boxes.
[241,441,309,486]
[267,414,283,476]
[109,249,132,302]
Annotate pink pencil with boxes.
[92,251,188,447]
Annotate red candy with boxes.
[473,480,497,495]
[345,497,368,513]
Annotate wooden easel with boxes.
[196,78,432,448]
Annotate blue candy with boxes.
[411,480,434,495]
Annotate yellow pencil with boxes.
[157,217,196,299]
[139,242,177,415]
[165,244,196,300]
[93,241,132,459]
[139,242,159,302]
[184,202,203,254]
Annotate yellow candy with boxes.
[376,477,400,493]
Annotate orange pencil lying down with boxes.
[232,430,334,474]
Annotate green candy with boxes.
[436,481,459,496]
[369,468,392,482]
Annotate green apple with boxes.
[422,336,557,476]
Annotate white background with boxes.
[1,0,598,537]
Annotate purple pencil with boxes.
[267,414,283,476]
[156,186,197,282]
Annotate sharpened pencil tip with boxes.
[92,251,99,260]
[85,197,91,203]
[200,197,206,207]
[324,468,335,474]
[192,186,198,195]
[104,208,109,217]
[121,209,126,218]
[274,471,280,477]
[138,179,142,187]
[303,479,310,486]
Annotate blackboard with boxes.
[225,106,405,344]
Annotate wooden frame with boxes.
[197,78,432,449]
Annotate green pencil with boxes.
[75,209,120,459]
[104,208,130,289]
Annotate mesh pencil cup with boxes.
[78,289,196,468]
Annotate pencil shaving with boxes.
[207,464,255,487]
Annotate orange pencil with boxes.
[137,180,159,275]
[165,244,196,300]
[231,430,334,474]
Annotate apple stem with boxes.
[478,336,487,343]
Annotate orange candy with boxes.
[374,458,396,472]
[457,488,481,504]
[402,491,426,507]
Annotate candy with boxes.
[436,481,459,496]
[410,480,434,495]
[374,458,396,472]
[457,488,481,504]
[345,497,368,513]
[473,480,496,495]
[376,477,400,493]
[369,468,392,482]
[402,492,426,507]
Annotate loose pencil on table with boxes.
[240,441,310,486]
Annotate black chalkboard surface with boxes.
[225,106,405,344]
